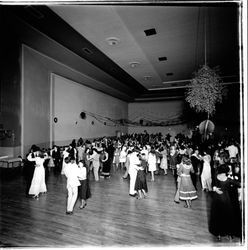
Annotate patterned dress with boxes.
[178,163,197,201]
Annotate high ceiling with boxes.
[50,4,240,91]
[5,2,241,102]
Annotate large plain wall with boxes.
[22,46,51,155]
[128,100,189,139]
[21,46,128,154]
[52,74,128,146]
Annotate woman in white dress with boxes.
[28,151,48,199]
[61,147,69,175]
[160,145,168,175]
[200,151,212,191]
[147,148,157,181]
[119,145,127,170]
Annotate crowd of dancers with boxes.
[22,131,242,241]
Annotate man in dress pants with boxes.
[128,147,141,197]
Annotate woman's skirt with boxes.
[135,170,148,192]
[160,157,168,170]
[113,155,120,165]
[179,175,197,200]
[47,157,55,167]
[29,166,47,196]
[78,179,91,200]
[148,162,156,172]
[101,161,111,176]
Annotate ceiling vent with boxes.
[158,57,167,61]
[166,73,174,76]
[82,48,93,55]
[144,28,157,36]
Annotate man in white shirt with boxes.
[128,148,141,196]
[64,157,83,214]
[226,141,239,159]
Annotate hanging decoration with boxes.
[185,65,224,118]
[80,109,185,127]
[185,7,226,140]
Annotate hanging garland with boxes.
[81,110,185,127]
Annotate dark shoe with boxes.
[174,200,180,204]
[66,211,73,215]
[129,194,136,197]
[184,205,188,208]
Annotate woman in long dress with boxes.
[209,164,241,240]
[100,147,111,178]
[190,148,201,190]
[78,160,91,209]
[134,153,148,199]
[28,151,48,199]
[147,148,157,181]
[159,145,168,175]
[201,151,212,191]
[169,145,179,186]
[178,156,198,208]
[112,145,121,171]
[119,145,127,171]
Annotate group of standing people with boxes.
[22,132,242,240]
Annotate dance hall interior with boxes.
[0,1,247,249]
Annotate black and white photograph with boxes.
[0,0,247,249]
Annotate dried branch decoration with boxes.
[185,65,225,118]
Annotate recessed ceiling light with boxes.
[144,28,157,36]
[106,37,120,46]
[129,62,140,68]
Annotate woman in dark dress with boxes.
[52,145,61,175]
[209,164,241,241]
[190,148,201,190]
[100,147,111,179]
[78,160,91,209]
[134,153,148,199]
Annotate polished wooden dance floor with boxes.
[0,168,243,247]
